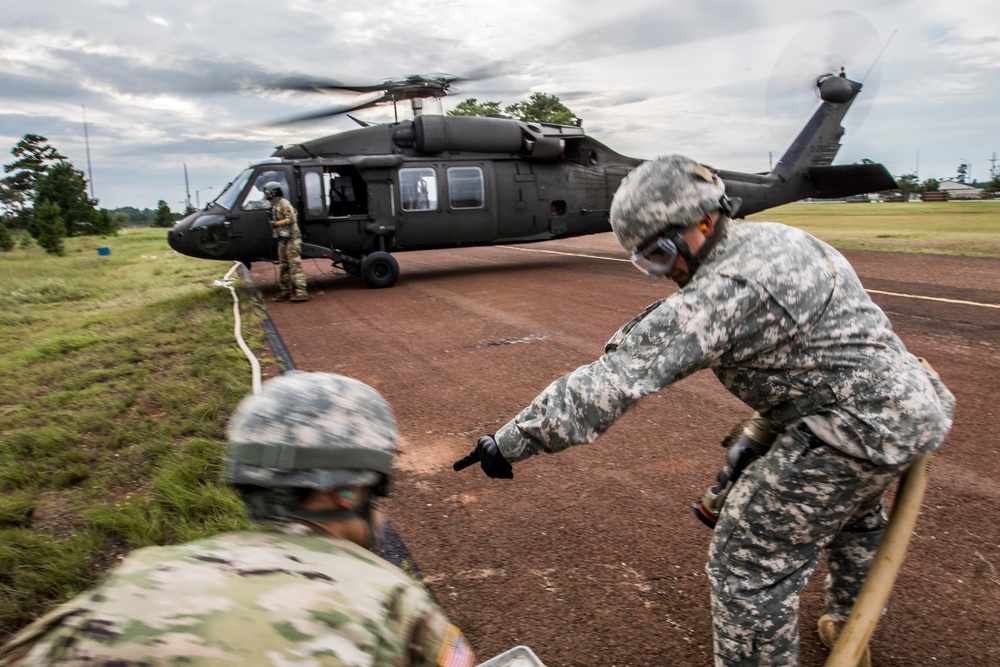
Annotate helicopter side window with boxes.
[304,171,325,217]
[326,168,368,217]
[242,171,290,211]
[447,166,484,209]
[399,167,438,212]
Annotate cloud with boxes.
[1,0,997,209]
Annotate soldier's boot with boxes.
[270,293,291,302]
[290,293,310,302]
[817,614,871,667]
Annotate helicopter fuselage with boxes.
[168,77,897,288]
[168,115,641,285]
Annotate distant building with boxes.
[938,180,984,200]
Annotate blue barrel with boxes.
[97,247,111,256]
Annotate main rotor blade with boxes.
[262,94,388,126]
[265,76,392,94]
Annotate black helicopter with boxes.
[167,71,895,288]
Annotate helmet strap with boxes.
[674,214,728,278]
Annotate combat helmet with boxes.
[225,371,398,529]
[609,154,739,254]
[262,181,283,199]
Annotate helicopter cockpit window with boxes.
[242,171,290,211]
[215,169,254,211]
[399,168,438,212]
[447,166,484,209]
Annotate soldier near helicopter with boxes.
[266,181,310,302]
[2,372,474,667]
[455,155,955,666]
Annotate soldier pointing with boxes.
[3,372,474,667]
[456,155,954,666]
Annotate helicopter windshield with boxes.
[214,169,254,211]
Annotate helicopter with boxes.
[167,70,896,289]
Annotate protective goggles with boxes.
[630,235,680,276]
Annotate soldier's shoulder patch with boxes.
[693,163,717,182]
[436,624,475,667]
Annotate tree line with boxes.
[0,134,177,256]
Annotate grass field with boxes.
[747,200,1000,258]
[0,228,262,639]
[0,201,997,641]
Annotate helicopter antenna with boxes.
[861,29,897,84]
[346,115,372,127]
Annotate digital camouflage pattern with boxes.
[270,196,308,298]
[226,371,398,490]
[609,154,727,253]
[494,220,954,466]
[0,526,475,667]
[707,424,906,665]
[492,209,954,665]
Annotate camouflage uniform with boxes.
[0,525,473,666]
[2,372,475,666]
[271,196,308,299]
[493,220,955,665]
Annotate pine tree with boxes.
[153,200,175,228]
[2,134,66,229]
[34,162,97,236]
[34,199,66,256]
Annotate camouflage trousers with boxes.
[277,237,308,297]
[706,423,909,666]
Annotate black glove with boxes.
[453,435,514,479]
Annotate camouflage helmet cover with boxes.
[610,154,727,253]
[225,371,398,491]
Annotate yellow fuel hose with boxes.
[825,453,932,667]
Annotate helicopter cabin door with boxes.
[394,163,495,248]
[300,165,370,251]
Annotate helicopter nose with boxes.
[167,217,192,254]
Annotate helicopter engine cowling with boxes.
[413,115,524,154]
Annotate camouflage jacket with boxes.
[270,197,300,239]
[0,526,474,667]
[495,220,955,465]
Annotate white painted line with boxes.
[499,244,629,263]
[864,290,1000,310]
[500,246,1000,311]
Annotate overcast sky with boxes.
[2,0,997,210]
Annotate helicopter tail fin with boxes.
[721,74,897,216]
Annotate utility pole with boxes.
[991,152,997,180]
[184,163,192,211]
[82,105,95,200]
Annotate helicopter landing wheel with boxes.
[360,251,399,288]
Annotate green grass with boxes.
[0,228,260,639]
[746,200,1000,258]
